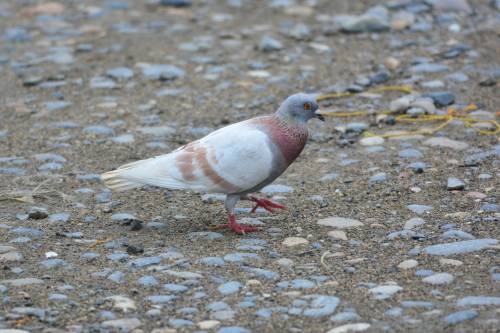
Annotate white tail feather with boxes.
[101,155,189,192]
[101,169,144,192]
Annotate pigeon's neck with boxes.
[275,107,308,125]
[264,115,308,164]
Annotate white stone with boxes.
[45,251,58,258]
[439,258,463,266]
[282,237,309,247]
[398,259,418,269]
[422,272,454,285]
[101,318,141,332]
[359,136,384,146]
[317,217,364,229]
[404,217,426,230]
[369,285,403,299]
[106,295,137,312]
[327,323,371,333]
[327,230,348,241]
[423,137,469,151]
[197,320,220,330]
[276,258,294,267]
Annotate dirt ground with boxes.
[0,1,499,333]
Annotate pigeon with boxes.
[101,93,324,234]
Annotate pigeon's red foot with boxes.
[217,214,259,234]
[249,196,286,213]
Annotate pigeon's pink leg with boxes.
[248,196,286,213]
[215,194,259,234]
[216,214,259,234]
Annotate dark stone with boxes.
[423,92,455,107]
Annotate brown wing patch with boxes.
[194,145,239,192]
[175,142,196,181]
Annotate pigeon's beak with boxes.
[314,110,325,121]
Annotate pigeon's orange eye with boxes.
[303,102,312,110]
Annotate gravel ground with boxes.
[0,1,499,333]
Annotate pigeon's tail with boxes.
[101,155,189,192]
[101,158,158,191]
[101,168,144,192]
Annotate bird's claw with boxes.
[214,214,260,234]
[249,196,286,213]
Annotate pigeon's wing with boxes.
[101,120,274,194]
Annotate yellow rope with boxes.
[316,86,499,137]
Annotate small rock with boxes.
[282,237,309,247]
[106,295,137,312]
[327,230,348,241]
[443,310,478,326]
[423,239,498,256]
[422,272,455,285]
[317,217,363,229]
[218,281,242,295]
[327,323,371,333]
[259,36,283,52]
[398,259,418,269]
[101,318,141,332]
[447,177,465,190]
[456,296,500,307]
[198,320,221,330]
[407,204,433,215]
[359,136,384,146]
[404,217,426,230]
[369,284,403,300]
[439,258,463,266]
[423,137,469,151]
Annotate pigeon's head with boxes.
[277,93,324,123]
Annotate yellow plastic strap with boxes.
[316,85,499,137]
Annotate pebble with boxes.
[224,252,261,264]
[198,320,220,330]
[260,184,293,193]
[335,6,390,33]
[107,67,134,79]
[137,276,158,286]
[398,259,418,270]
[422,272,454,285]
[423,239,498,255]
[439,258,463,266]
[106,295,137,312]
[282,237,309,247]
[423,137,469,150]
[456,296,500,307]
[140,64,185,80]
[369,285,403,300]
[404,217,426,230]
[399,148,423,158]
[259,36,283,52]
[101,318,141,332]
[48,212,70,223]
[330,311,360,323]
[317,217,364,229]
[327,323,371,333]
[443,310,478,326]
[407,204,433,214]
[359,136,384,146]
[1,278,44,286]
[447,177,465,190]
[217,327,250,333]
[369,172,387,183]
[401,300,434,309]
[128,256,161,268]
[199,257,225,266]
[328,230,348,241]
[218,281,242,295]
